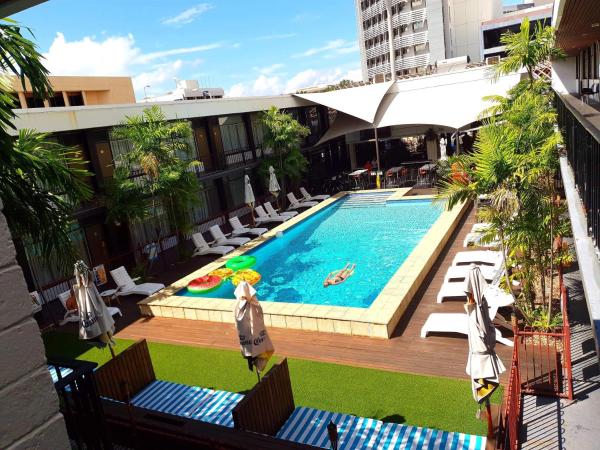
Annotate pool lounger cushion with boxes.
[276,406,486,450]
[130,380,243,427]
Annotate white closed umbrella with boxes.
[73,260,116,357]
[234,281,274,380]
[244,174,256,224]
[440,137,448,160]
[268,166,280,196]
[465,265,506,437]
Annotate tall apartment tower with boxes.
[355,0,502,82]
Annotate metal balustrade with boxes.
[556,93,600,251]
[365,41,391,59]
[395,52,430,70]
[391,7,427,27]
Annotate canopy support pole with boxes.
[374,127,381,189]
[456,128,461,155]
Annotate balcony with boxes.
[361,0,385,21]
[393,30,428,49]
[365,41,390,59]
[364,20,388,40]
[391,7,427,28]
[395,52,430,70]
[367,62,391,78]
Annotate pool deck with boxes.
[119,202,513,380]
[137,188,470,338]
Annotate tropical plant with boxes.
[495,17,565,83]
[0,20,92,269]
[107,106,201,261]
[1,129,92,267]
[438,20,568,330]
[259,106,310,197]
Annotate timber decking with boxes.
[116,206,513,380]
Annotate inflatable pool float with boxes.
[188,275,223,294]
[226,255,257,271]
[209,268,234,279]
[231,269,262,286]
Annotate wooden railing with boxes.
[94,339,156,402]
[232,359,295,436]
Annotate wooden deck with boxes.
[116,205,513,380]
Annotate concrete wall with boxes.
[444,0,502,61]
[552,56,578,94]
[0,200,70,450]
[10,75,136,107]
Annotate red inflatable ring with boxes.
[188,275,223,294]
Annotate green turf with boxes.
[44,331,501,435]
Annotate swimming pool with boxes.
[178,193,443,308]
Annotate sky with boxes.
[13,1,362,100]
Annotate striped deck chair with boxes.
[130,380,243,428]
[276,406,486,450]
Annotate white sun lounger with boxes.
[192,232,235,257]
[255,205,289,223]
[421,312,514,347]
[58,290,122,325]
[438,264,511,303]
[228,216,267,237]
[287,192,317,210]
[110,266,165,297]
[443,261,502,283]
[209,224,251,247]
[452,250,502,266]
[299,187,330,201]
[264,201,298,218]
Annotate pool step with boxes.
[341,194,391,208]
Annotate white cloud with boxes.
[162,4,214,26]
[132,60,184,94]
[136,43,222,64]
[42,32,219,99]
[42,32,139,76]
[226,66,362,97]
[293,39,358,58]
[253,33,297,41]
[253,63,285,75]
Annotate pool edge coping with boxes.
[138,189,469,339]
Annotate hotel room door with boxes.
[194,126,213,171]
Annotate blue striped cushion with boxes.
[276,407,486,450]
[130,380,242,428]
[48,365,73,383]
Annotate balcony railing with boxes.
[556,93,600,251]
[364,21,388,40]
[391,7,427,28]
[367,62,391,78]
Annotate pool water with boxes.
[178,194,443,308]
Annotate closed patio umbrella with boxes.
[269,166,281,208]
[74,260,116,357]
[234,281,274,381]
[244,174,256,224]
[465,265,506,437]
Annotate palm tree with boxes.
[0,19,92,268]
[108,106,201,262]
[495,18,565,84]
[1,129,92,267]
[260,106,310,200]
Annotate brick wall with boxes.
[0,200,70,449]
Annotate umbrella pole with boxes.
[109,345,116,359]
[485,398,494,439]
[255,367,261,383]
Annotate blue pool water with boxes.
[179,194,443,308]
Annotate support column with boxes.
[348,143,357,170]
[384,0,397,81]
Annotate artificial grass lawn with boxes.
[44,331,501,436]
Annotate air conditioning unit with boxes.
[485,56,501,65]
[435,56,470,73]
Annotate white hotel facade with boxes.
[355,0,504,81]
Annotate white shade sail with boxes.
[295,81,394,123]
[300,70,522,145]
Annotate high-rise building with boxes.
[355,0,502,82]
